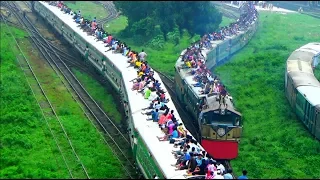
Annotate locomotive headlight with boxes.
[217,128,226,136]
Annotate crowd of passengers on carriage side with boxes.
[47,1,257,179]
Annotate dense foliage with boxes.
[114,1,222,46]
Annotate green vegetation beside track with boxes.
[0,23,69,179]
[71,68,122,123]
[0,23,125,178]
[214,12,320,178]
[64,1,108,20]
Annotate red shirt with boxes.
[158,114,167,125]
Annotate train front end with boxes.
[198,94,242,160]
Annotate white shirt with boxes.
[213,174,224,179]
[138,52,147,59]
[148,91,157,101]
[154,103,162,110]
[217,164,225,173]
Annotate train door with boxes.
[303,101,310,126]
[315,107,320,139]
[308,106,315,133]
[286,75,296,108]
[295,90,306,120]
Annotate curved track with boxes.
[93,1,118,28]
[5,1,140,179]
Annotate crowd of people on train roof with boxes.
[178,2,258,110]
[47,1,253,179]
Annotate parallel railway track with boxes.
[4,1,140,178]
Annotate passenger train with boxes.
[174,4,258,159]
[285,43,320,140]
[33,1,214,179]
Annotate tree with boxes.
[114,1,222,42]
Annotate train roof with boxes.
[202,94,241,116]
[39,1,207,179]
[297,86,320,106]
[286,42,320,88]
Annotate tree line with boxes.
[114,1,222,46]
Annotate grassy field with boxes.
[104,15,128,35]
[219,16,235,28]
[0,23,69,179]
[0,23,125,178]
[71,68,123,123]
[214,12,320,178]
[64,1,108,21]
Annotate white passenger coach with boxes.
[35,1,209,179]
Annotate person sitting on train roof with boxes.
[73,10,80,20]
[176,151,194,171]
[158,111,168,128]
[223,169,233,179]
[177,123,187,137]
[214,170,224,179]
[144,87,152,99]
[79,16,84,24]
[131,78,141,91]
[192,159,207,176]
[172,145,184,159]
[216,162,226,175]
[138,49,147,61]
[205,170,214,179]
[187,153,204,175]
[186,152,198,174]
[75,15,81,24]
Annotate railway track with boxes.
[5,1,140,178]
[93,1,118,28]
[2,10,90,180]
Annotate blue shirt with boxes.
[151,111,159,121]
[171,130,178,138]
[184,152,191,161]
[196,158,202,166]
[224,173,233,179]
[238,175,248,179]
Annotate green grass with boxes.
[214,12,320,178]
[71,68,122,123]
[64,1,108,20]
[219,16,235,28]
[0,23,126,178]
[0,24,69,178]
[104,15,128,35]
